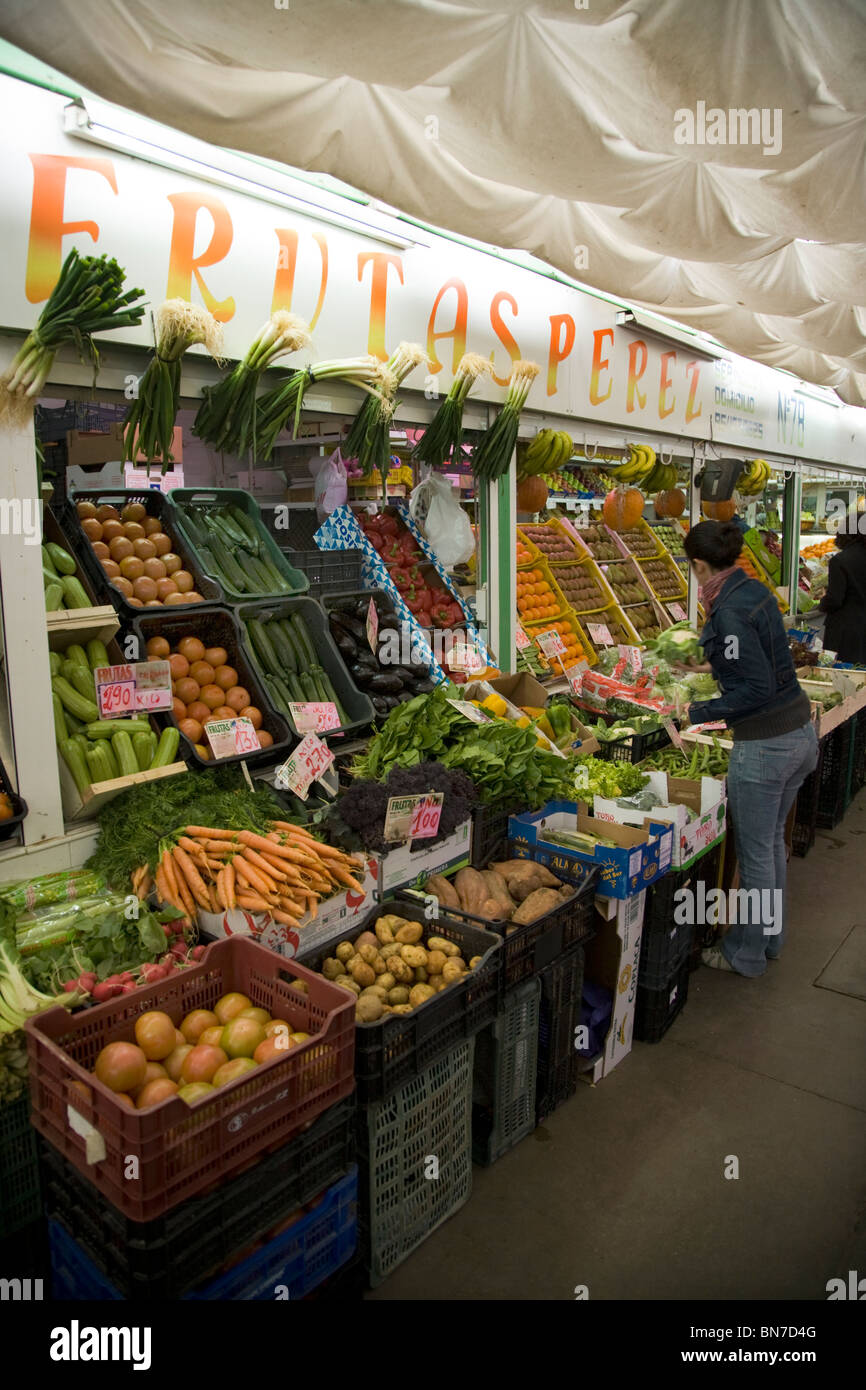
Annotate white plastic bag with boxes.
[308,447,348,522]
[409,471,475,567]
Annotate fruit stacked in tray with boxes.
[636,551,687,600]
[624,604,662,641]
[524,613,596,672]
[614,520,663,558]
[517,520,586,563]
[573,523,621,562]
[581,608,641,647]
[550,560,611,614]
[651,523,686,559]
[516,534,540,567]
[516,564,565,623]
[599,558,650,608]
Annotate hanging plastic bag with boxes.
[309,447,348,523]
[409,471,475,568]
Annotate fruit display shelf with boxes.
[635,550,688,601]
[517,518,589,565]
[548,557,614,615]
[650,521,687,559]
[613,519,665,559]
[596,557,652,610]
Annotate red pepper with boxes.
[415,607,433,629]
[379,515,399,535]
[390,567,412,590]
[432,602,458,628]
[381,539,404,566]
[367,533,385,552]
[404,585,433,614]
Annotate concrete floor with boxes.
[370,790,866,1301]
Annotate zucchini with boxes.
[267,620,298,673]
[246,618,281,678]
[258,555,292,594]
[67,665,96,703]
[85,640,110,671]
[48,651,62,677]
[291,614,316,667]
[278,619,304,668]
[64,644,89,669]
[132,731,157,771]
[315,668,347,724]
[59,575,92,609]
[111,731,138,777]
[52,676,99,724]
[64,711,84,735]
[209,533,249,593]
[42,545,58,576]
[236,548,268,593]
[69,733,90,756]
[151,727,180,767]
[44,583,64,611]
[46,542,77,576]
[43,565,60,588]
[85,719,152,740]
[52,692,68,745]
[59,739,90,797]
[228,505,261,549]
[264,675,291,717]
[300,672,319,703]
[86,741,119,784]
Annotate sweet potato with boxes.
[511,887,563,924]
[455,867,489,915]
[489,860,556,903]
[481,869,515,920]
[491,859,560,887]
[427,873,460,910]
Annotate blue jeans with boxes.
[722,723,819,977]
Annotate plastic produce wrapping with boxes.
[309,447,348,523]
[410,472,475,568]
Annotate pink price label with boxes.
[275,733,335,799]
[205,717,262,760]
[535,629,566,658]
[565,660,588,695]
[366,597,378,652]
[668,602,687,621]
[662,717,686,751]
[409,792,444,840]
[587,623,613,645]
[288,702,340,734]
[450,642,485,673]
[515,624,530,651]
[94,664,135,719]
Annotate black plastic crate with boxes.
[39,1095,355,1300]
[290,548,365,599]
[470,801,522,869]
[263,503,322,550]
[792,735,826,857]
[462,866,598,996]
[643,845,721,987]
[0,1098,41,1239]
[816,722,853,829]
[594,723,671,764]
[536,943,585,1122]
[0,755,28,844]
[472,977,540,1165]
[634,957,690,1043]
[848,709,866,799]
[297,893,502,1105]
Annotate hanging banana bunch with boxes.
[517,428,573,480]
[737,458,771,495]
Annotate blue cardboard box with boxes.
[508,801,674,899]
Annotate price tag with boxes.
[535,629,566,659]
[587,622,613,645]
[94,664,136,719]
[410,792,444,840]
[515,624,530,651]
[662,717,686,752]
[450,641,485,673]
[685,721,727,734]
[565,660,589,695]
[273,733,335,799]
[668,602,688,621]
[446,698,492,723]
[204,717,262,760]
[366,598,379,652]
[288,702,340,734]
[384,792,444,842]
[617,644,642,675]
[131,659,172,711]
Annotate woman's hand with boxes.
[671,659,713,675]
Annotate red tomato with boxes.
[94,1042,148,1093]
[180,1044,228,1084]
[134,1010,177,1061]
[136,1078,179,1108]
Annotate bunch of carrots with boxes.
[139,822,366,930]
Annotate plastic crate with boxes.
[641,847,721,988]
[49,1167,357,1301]
[25,936,355,1221]
[459,866,597,995]
[472,978,540,1165]
[594,723,671,765]
[297,892,502,1105]
[289,548,365,599]
[0,1098,41,1239]
[535,944,585,1122]
[358,1038,474,1286]
[262,503,322,550]
[168,488,308,600]
[66,488,223,618]
[237,596,375,736]
[130,605,291,769]
[791,735,826,857]
[816,721,853,829]
[470,801,521,868]
[634,957,690,1043]
[850,709,866,797]
[0,754,27,844]
[39,1095,355,1299]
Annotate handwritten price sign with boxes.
[449,642,485,673]
[515,623,530,651]
[204,717,262,760]
[668,602,688,621]
[288,702,340,734]
[274,733,335,800]
[565,660,589,695]
[661,717,686,752]
[384,792,444,843]
[366,598,379,652]
[587,623,613,646]
[94,661,172,719]
[131,659,172,711]
[535,629,566,660]
[446,699,492,724]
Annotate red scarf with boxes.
[700,566,739,614]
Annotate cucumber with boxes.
[46,542,77,576]
[264,675,291,717]
[236,549,268,593]
[85,719,152,739]
[246,619,280,678]
[44,583,64,611]
[132,730,157,771]
[277,619,304,668]
[267,620,298,673]
[151,727,180,767]
[52,692,68,745]
[69,733,90,756]
[59,575,92,609]
[209,533,249,593]
[48,651,62,677]
[86,741,118,784]
[60,739,90,797]
[111,731,138,777]
[286,672,306,702]
[85,640,110,671]
[42,545,58,576]
[67,665,96,703]
[228,505,261,549]
[64,644,89,669]
[290,614,316,667]
[52,676,99,724]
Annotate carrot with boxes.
[326,865,365,893]
[161,848,181,904]
[259,853,305,881]
[200,841,235,855]
[178,835,209,862]
[242,845,289,879]
[172,847,205,913]
[224,861,237,911]
[205,857,225,874]
[185,826,237,839]
[272,909,301,928]
[154,863,174,909]
[215,868,228,911]
[236,892,273,912]
[279,896,306,916]
[235,859,277,897]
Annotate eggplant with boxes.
[369,672,404,694]
[350,663,377,687]
[395,690,416,704]
[377,613,401,632]
[391,667,417,687]
[382,695,400,711]
[411,678,437,694]
[330,597,359,615]
[371,695,390,716]
[337,615,367,643]
[334,632,358,661]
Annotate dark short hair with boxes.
[834,508,866,549]
[683,520,743,570]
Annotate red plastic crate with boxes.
[24,937,355,1221]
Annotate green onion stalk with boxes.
[123,300,224,471]
[343,342,428,502]
[471,360,540,481]
[192,311,310,457]
[254,355,384,461]
[0,248,146,427]
[412,352,490,470]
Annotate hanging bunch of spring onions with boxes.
[344,342,428,484]
[471,360,541,482]
[412,352,491,469]
[254,355,385,461]
[0,249,145,426]
[193,311,310,457]
[122,300,224,470]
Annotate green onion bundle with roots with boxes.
[193,311,310,456]
[255,355,384,461]
[123,300,224,469]
[471,360,540,481]
[412,352,490,470]
[344,342,428,490]
[0,248,145,427]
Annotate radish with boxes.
[190,945,206,961]
[63,980,79,993]
[91,982,117,1003]
[120,983,137,994]
[162,924,173,938]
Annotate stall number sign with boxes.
[274,733,335,800]
[668,602,688,621]
[449,642,485,673]
[535,629,566,661]
[384,792,444,843]
[366,598,378,652]
[204,717,262,760]
[288,702,340,734]
[446,699,492,724]
[515,623,530,651]
[587,622,613,646]
[94,661,172,718]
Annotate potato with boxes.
[357,943,379,965]
[389,956,413,983]
[355,931,379,951]
[425,950,447,976]
[372,954,388,976]
[355,995,383,1022]
[322,957,343,980]
[350,958,376,988]
[378,972,396,992]
[400,944,428,969]
[390,1004,413,1015]
[425,936,460,957]
[409,983,435,1007]
[428,975,448,993]
[387,985,410,1005]
[335,975,361,996]
[335,941,355,964]
[289,980,309,993]
[395,921,423,944]
[442,958,465,983]
[379,943,402,960]
[469,955,482,969]
[361,984,388,1001]
[374,919,395,945]
[414,966,428,984]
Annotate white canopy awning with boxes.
[2,0,864,402]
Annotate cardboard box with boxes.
[508,802,674,899]
[582,890,646,1082]
[592,771,727,869]
[378,819,471,896]
[66,425,183,468]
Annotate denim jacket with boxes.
[688,570,801,726]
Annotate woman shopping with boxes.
[820,510,866,665]
[683,521,818,978]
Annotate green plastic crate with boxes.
[168,488,308,601]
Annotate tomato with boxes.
[114,1092,136,1110]
[136,1078,179,1108]
[177,636,206,663]
[163,1044,193,1082]
[130,1061,168,1097]
[181,1044,228,1084]
[177,1082,215,1105]
[263,1019,291,1039]
[197,1025,224,1048]
[94,1042,148,1093]
[180,1008,219,1043]
[254,1035,292,1065]
[214,992,252,1026]
[134,1010,177,1061]
[220,1017,265,1059]
[213,1057,258,1087]
[239,1006,270,1025]
[174,1028,186,1047]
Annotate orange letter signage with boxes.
[26,154,118,303]
[166,193,235,321]
[426,278,468,375]
[489,291,520,387]
[626,339,648,413]
[358,252,404,360]
[547,314,575,396]
[589,328,614,405]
